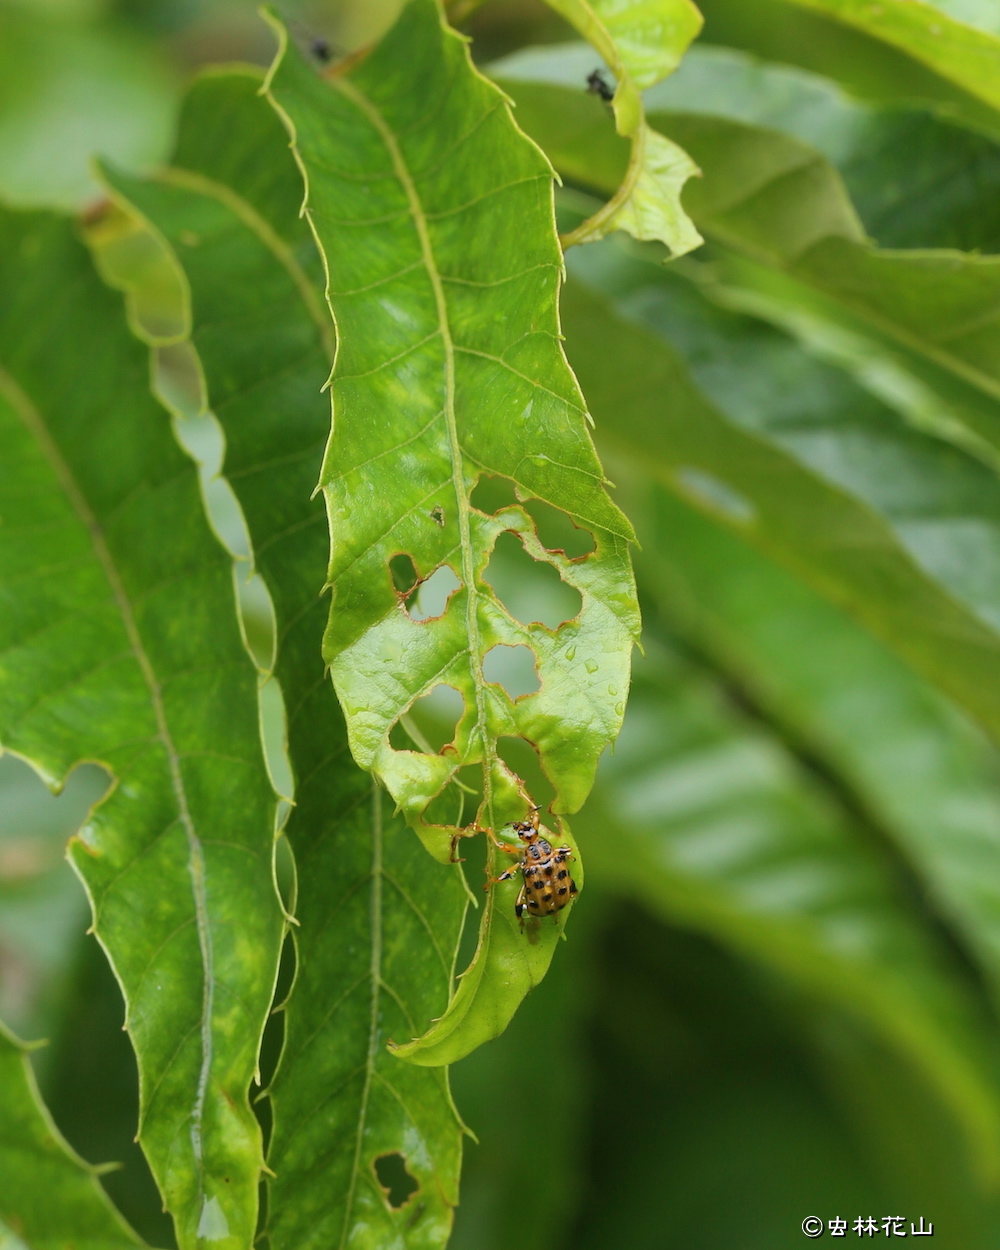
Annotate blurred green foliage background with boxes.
[6,0,1000,1246]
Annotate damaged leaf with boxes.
[263,0,639,1062]
[0,1020,142,1249]
[0,207,284,1250]
[541,0,704,256]
[101,65,469,1245]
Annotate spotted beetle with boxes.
[488,808,578,921]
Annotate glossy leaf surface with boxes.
[627,483,1000,1006]
[579,632,1000,1180]
[781,0,1000,113]
[643,44,1000,253]
[104,67,469,1246]
[559,250,1000,743]
[539,0,703,255]
[0,1021,142,1250]
[0,208,283,1250]
[264,1,639,1061]
[498,63,1000,419]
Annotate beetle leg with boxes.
[514,884,527,924]
[485,865,520,891]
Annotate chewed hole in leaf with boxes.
[522,496,595,559]
[1,754,112,871]
[406,564,462,621]
[390,552,419,594]
[484,532,582,630]
[406,683,465,752]
[373,1153,419,1209]
[484,644,540,699]
[421,763,483,831]
[470,473,518,514]
[498,735,556,809]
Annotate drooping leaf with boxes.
[497,67,1000,426]
[0,1020,143,1250]
[0,208,284,1250]
[580,634,1000,1179]
[448,902,595,1250]
[558,245,1000,744]
[537,0,704,255]
[102,65,469,1246]
[642,43,1000,253]
[780,0,1000,114]
[628,482,1000,1005]
[263,0,640,1063]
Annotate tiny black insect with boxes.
[311,36,333,62]
[586,69,614,102]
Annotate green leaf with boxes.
[665,112,1000,404]
[102,65,470,1245]
[629,483,1000,1004]
[0,208,284,1250]
[0,6,177,210]
[780,0,1000,114]
[559,246,1000,743]
[448,904,595,1250]
[581,632,1000,1178]
[538,0,704,255]
[0,1020,143,1250]
[498,71,1000,415]
[642,44,1000,253]
[263,0,639,1063]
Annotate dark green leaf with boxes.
[628,481,1000,1006]
[0,1019,143,1249]
[497,70,1000,419]
[560,248,1000,742]
[780,0,1000,113]
[581,636,1000,1177]
[642,44,1000,252]
[0,209,283,1250]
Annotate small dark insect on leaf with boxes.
[310,37,333,62]
[586,69,614,102]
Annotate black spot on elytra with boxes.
[542,892,552,902]
[558,887,567,895]
[544,865,553,876]
[557,869,567,879]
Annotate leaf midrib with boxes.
[333,71,497,825]
[0,361,216,1188]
